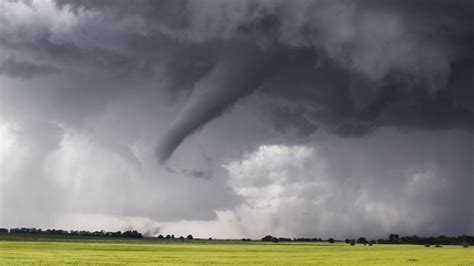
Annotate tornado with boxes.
[157,46,279,162]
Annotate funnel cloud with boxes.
[157,45,282,162]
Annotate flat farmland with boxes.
[0,236,472,265]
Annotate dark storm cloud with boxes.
[52,0,474,161]
[0,0,473,237]
[0,56,58,79]
[267,104,319,137]
[1,0,471,162]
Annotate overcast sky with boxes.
[0,0,473,239]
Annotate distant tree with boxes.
[262,235,273,242]
[345,239,350,244]
[165,234,171,239]
[208,237,213,240]
[389,234,399,244]
[436,235,447,245]
[157,235,164,239]
[187,235,193,240]
[0,228,8,233]
[179,236,184,240]
[122,230,142,238]
[350,239,356,246]
[369,240,376,245]
[328,238,335,243]
[357,237,368,244]
[171,235,175,239]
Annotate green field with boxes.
[0,235,472,265]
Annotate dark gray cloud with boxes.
[0,0,472,237]
[51,0,473,160]
[3,0,473,160]
[0,56,58,79]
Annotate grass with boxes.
[0,235,473,265]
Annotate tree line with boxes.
[1,227,472,246]
[0,227,143,238]
[261,233,473,246]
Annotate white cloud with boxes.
[224,145,314,188]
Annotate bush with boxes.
[328,238,335,243]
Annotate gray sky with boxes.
[0,0,472,239]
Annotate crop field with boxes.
[0,235,473,265]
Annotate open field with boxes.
[0,235,473,265]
